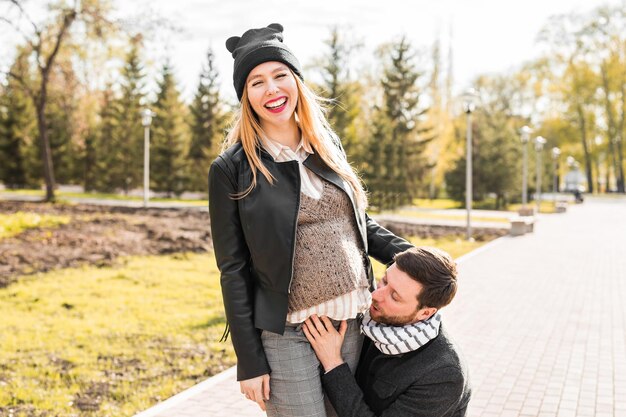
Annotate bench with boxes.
[510,216,535,236]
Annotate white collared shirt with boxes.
[260,137,371,323]
[261,138,323,200]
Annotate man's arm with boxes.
[366,214,414,266]
[303,316,465,417]
[322,364,465,417]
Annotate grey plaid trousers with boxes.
[261,318,363,417]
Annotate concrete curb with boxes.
[455,234,510,265]
[133,367,237,417]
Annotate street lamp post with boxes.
[141,108,155,208]
[520,126,532,209]
[534,136,547,213]
[551,147,561,207]
[462,88,478,241]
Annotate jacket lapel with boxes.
[303,152,354,201]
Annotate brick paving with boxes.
[135,196,626,417]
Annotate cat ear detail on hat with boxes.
[225,36,241,54]
[267,23,283,32]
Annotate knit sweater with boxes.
[287,179,368,312]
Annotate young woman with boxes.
[209,23,412,416]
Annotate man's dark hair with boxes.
[393,247,458,309]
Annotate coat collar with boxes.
[303,151,359,208]
[233,143,358,213]
[258,143,344,193]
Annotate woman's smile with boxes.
[264,96,288,113]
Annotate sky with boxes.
[0,0,622,103]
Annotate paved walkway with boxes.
[138,196,625,417]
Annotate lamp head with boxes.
[141,108,155,127]
[462,88,478,114]
[520,125,532,144]
[534,136,546,151]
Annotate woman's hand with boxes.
[240,374,270,411]
[302,314,346,373]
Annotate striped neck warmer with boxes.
[360,310,442,355]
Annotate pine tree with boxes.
[187,48,226,191]
[364,37,434,209]
[362,108,391,210]
[318,27,363,165]
[108,38,146,193]
[86,83,118,191]
[0,82,28,188]
[0,53,38,188]
[150,61,190,196]
[45,59,81,185]
[82,128,98,191]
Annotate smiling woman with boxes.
[209,22,414,417]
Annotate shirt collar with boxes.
[261,136,314,160]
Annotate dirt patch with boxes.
[1,200,505,288]
[72,381,111,413]
[0,201,212,287]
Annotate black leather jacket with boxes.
[208,142,413,381]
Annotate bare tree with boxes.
[1,0,113,201]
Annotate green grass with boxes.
[0,189,44,196]
[411,198,461,210]
[0,253,233,417]
[0,211,70,239]
[1,189,208,206]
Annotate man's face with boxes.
[370,263,436,326]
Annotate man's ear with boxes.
[417,307,438,322]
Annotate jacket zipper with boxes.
[287,160,301,294]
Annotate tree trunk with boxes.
[617,68,626,193]
[595,156,601,193]
[601,64,624,192]
[616,137,626,193]
[36,87,56,201]
[576,104,594,193]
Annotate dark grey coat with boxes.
[322,324,471,417]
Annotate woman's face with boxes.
[245,61,298,129]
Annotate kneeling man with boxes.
[303,247,471,417]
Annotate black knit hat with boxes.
[226,23,303,101]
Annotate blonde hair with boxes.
[223,71,367,209]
